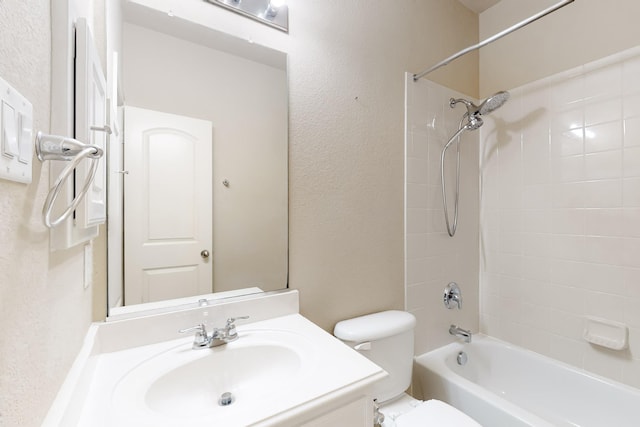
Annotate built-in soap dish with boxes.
[583,316,628,350]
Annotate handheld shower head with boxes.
[442,89,510,237]
[478,91,510,115]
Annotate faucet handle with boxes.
[226,316,250,326]
[179,323,210,348]
[224,316,250,340]
[444,282,463,310]
[179,323,208,334]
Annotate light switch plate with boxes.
[0,76,33,184]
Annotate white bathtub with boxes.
[414,334,640,427]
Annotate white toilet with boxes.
[334,310,481,427]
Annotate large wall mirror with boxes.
[107,0,288,316]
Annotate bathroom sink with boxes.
[111,329,318,424]
[50,311,386,427]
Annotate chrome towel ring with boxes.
[35,132,104,228]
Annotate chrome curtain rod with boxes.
[413,0,575,81]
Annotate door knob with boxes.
[201,250,210,258]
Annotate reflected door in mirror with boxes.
[124,107,213,304]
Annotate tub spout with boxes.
[449,324,472,343]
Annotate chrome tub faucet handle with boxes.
[444,282,463,309]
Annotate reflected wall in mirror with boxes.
[107,1,288,316]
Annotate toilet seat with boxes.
[381,398,481,427]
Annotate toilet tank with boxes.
[334,310,416,403]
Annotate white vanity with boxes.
[43,290,386,426]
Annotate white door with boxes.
[124,106,213,305]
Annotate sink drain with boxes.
[219,392,235,406]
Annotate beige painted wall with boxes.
[480,0,640,96]
[286,0,478,332]
[0,2,477,425]
[0,1,95,426]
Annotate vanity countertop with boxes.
[43,291,386,427]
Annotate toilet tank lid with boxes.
[334,310,416,342]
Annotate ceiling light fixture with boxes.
[206,0,289,32]
[265,0,286,18]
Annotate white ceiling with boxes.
[457,0,501,14]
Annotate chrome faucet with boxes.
[449,324,472,343]
[179,316,249,349]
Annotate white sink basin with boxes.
[112,329,317,423]
[48,310,386,427]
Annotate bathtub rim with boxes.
[413,333,640,427]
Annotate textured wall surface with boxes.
[0,1,93,426]
[480,46,640,388]
[405,77,480,355]
[286,0,478,331]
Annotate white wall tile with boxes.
[406,183,428,209]
[406,79,479,354]
[623,238,640,268]
[623,56,640,95]
[551,129,584,157]
[407,157,428,184]
[584,236,625,266]
[585,99,622,127]
[584,208,624,237]
[551,208,585,235]
[583,180,622,208]
[549,309,584,340]
[624,116,640,146]
[406,232,428,260]
[585,121,623,153]
[623,147,640,177]
[406,208,428,233]
[622,356,640,389]
[551,107,583,134]
[584,65,621,101]
[481,47,640,384]
[552,182,585,208]
[552,154,584,182]
[549,335,585,367]
[584,150,622,180]
[623,208,640,237]
[583,346,624,382]
[623,177,640,206]
[623,94,640,119]
[625,268,640,297]
[408,128,429,159]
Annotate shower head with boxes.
[478,91,510,115]
[449,90,510,130]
